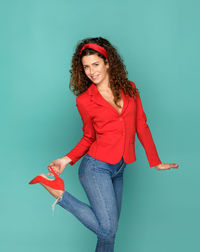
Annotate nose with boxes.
[89,67,95,75]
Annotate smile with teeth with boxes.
[91,75,99,79]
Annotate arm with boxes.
[64,97,96,166]
[131,81,162,167]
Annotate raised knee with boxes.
[98,224,118,240]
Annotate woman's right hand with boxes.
[47,156,72,176]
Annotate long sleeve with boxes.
[132,81,162,167]
[65,97,96,166]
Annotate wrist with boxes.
[62,155,72,163]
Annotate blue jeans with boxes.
[56,153,126,252]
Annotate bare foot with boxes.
[39,174,64,199]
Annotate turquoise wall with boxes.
[1,0,199,251]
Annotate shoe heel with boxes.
[51,198,60,216]
[51,191,64,216]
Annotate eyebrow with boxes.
[83,61,99,66]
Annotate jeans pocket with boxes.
[113,161,126,177]
[78,156,89,178]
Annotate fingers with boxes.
[48,167,54,176]
[166,163,179,169]
[48,164,54,169]
[156,163,179,170]
[48,162,55,169]
[47,164,56,176]
[171,163,179,168]
[47,159,64,176]
[48,165,60,176]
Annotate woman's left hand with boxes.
[154,163,179,170]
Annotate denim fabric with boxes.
[57,153,126,252]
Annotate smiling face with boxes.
[81,54,109,84]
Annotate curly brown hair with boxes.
[69,37,139,109]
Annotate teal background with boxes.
[1,0,199,251]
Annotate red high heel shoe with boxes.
[29,166,65,191]
[29,167,65,215]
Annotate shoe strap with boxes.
[49,166,59,179]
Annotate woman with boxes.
[29,37,179,252]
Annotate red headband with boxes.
[80,43,108,59]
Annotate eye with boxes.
[95,64,99,66]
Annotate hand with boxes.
[154,163,179,170]
[47,156,72,176]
